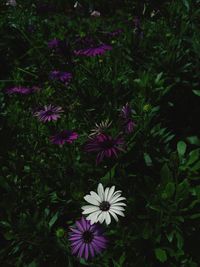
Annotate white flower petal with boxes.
[109,210,119,222]
[90,191,101,203]
[104,187,109,201]
[111,197,126,204]
[112,190,122,196]
[110,208,125,217]
[107,186,115,202]
[82,206,100,214]
[86,210,102,224]
[97,183,104,201]
[109,193,122,203]
[84,195,99,206]
[110,205,125,211]
[105,212,111,225]
[112,202,127,207]
[81,205,97,210]
[98,211,106,224]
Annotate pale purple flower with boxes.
[89,119,112,137]
[85,134,124,164]
[69,217,107,260]
[50,130,78,145]
[34,105,63,122]
[49,71,72,84]
[74,44,112,57]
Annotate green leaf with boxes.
[177,179,190,199]
[177,141,187,157]
[49,212,59,228]
[144,152,152,166]
[166,231,175,243]
[100,164,116,183]
[155,248,167,263]
[192,90,200,96]
[175,232,184,249]
[182,0,190,11]
[187,149,200,166]
[186,136,200,146]
[160,164,173,184]
[79,258,89,265]
[27,261,38,267]
[165,182,175,198]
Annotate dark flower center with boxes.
[45,110,54,115]
[82,231,93,243]
[101,140,115,149]
[59,131,70,139]
[100,201,110,211]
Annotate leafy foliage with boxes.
[0,0,200,266]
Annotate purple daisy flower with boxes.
[74,44,112,57]
[34,105,63,122]
[120,103,136,134]
[85,134,124,164]
[50,130,78,145]
[50,71,72,84]
[6,86,34,95]
[69,217,107,260]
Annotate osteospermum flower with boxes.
[85,134,124,164]
[6,86,35,95]
[49,71,72,84]
[82,183,126,225]
[69,217,107,260]
[120,103,135,134]
[74,44,112,57]
[50,130,78,145]
[34,105,63,122]
[89,119,112,137]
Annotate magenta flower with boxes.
[34,105,63,122]
[85,134,124,164]
[50,71,72,84]
[69,217,107,260]
[6,86,35,95]
[120,103,135,134]
[50,130,78,145]
[74,44,112,57]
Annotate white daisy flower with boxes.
[82,183,126,225]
